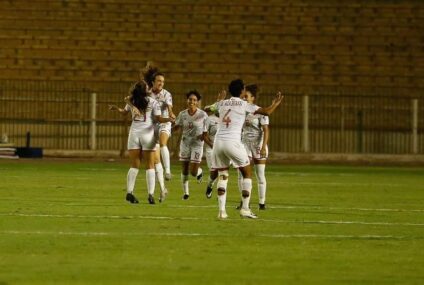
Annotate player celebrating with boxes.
[173,90,208,200]
[143,65,175,181]
[207,79,283,219]
[141,63,174,202]
[109,81,174,204]
[238,84,270,210]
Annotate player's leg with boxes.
[212,140,230,219]
[227,141,257,218]
[238,165,254,208]
[139,129,160,205]
[153,144,167,202]
[125,133,141,204]
[181,161,190,200]
[189,146,203,183]
[206,169,217,199]
[159,128,172,180]
[126,149,141,204]
[236,142,252,208]
[254,162,267,210]
[253,143,268,210]
[216,169,229,219]
[205,148,217,198]
[179,140,190,200]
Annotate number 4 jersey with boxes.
[214,97,259,142]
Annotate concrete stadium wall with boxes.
[0,0,423,95]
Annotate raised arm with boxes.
[108,104,129,115]
[124,96,141,117]
[204,90,226,112]
[254,91,284,116]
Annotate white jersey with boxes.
[175,108,208,144]
[205,114,220,149]
[151,88,172,118]
[214,97,259,142]
[124,97,161,133]
[242,105,269,144]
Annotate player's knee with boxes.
[241,190,250,198]
[217,188,226,196]
[218,170,228,180]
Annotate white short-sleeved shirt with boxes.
[124,97,161,133]
[242,104,269,143]
[214,97,259,142]
[205,114,220,149]
[151,88,172,118]
[175,108,208,145]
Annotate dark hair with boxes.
[245,84,259,97]
[153,72,165,82]
[130,81,149,112]
[228,79,244,97]
[140,62,161,88]
[186,90,201,100]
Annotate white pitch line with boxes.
[276,181,404,187]
[0,213,204,221]
[0,230,419,240]
[268,205,424,213]
[1,212,423,227]
[259,218,424,227]
[170,204,424,213]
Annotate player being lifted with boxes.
[109,81,174,204]
[173,90,208,200]
[142,63,175,181]
[206,79,283,219]
[237,84,270,210]
[141,63,175,202]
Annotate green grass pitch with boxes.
[0,159,423,285]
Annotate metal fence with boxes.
[0,80,422,154]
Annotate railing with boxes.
[0,80,422,154]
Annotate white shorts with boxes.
[179,139,204,163]
[127,130,156,151]
[211,139,250,170]
[205,146,213,169]
[158,122,172,137]
[243,140,268,161]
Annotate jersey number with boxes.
[222,109,232,128]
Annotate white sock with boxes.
[181,173,189,195]
[241,178,252,210]
[255,164,266,204]
[127,168,139,194]
[155,163,165,192]
[217,191,227,212]
[146,169,155,195]
[196,167,202,177]
[217,173,229,212]
[237,170,243,194]
[160,146,171,174]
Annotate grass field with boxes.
[0,159,423,285]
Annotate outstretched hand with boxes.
[108,104,118,111]
[272,91,284,106]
